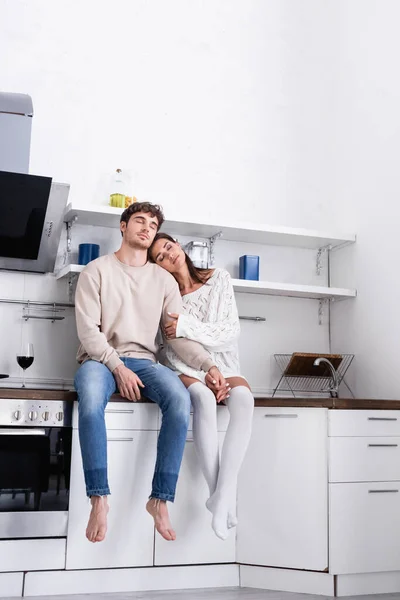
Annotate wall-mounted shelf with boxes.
[232,279,356,300]
[55,264,85,280]
[63,204,356,250]
[55,264,356,301]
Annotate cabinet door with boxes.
[66,429,157,569]
[329,436,400,482]
[155,432,236,565]
[237,407,328,571]
[330,482,400,574]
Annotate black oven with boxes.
[0,399,72,538]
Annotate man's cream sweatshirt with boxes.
[75,253,215,373]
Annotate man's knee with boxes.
[165,384,191,425]
[75,361,114,416]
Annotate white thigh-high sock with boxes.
[206,386,254,540]
[188,382,220,497]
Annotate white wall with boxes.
[0,0,341,392]
[330,0,400,398]
[1,0,337,228]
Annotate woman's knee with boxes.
[189,382,217,416]
[228,386,254,416]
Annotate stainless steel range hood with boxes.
[0,177,70,274]
[0,92,69,273]
[0,92,33,174]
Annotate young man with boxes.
[74,202,226,543]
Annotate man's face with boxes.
[120,211,159,250]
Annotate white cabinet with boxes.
[329,410,400,437]
[328,409,400,575]
[155,432,236,565]
[0,572,23,597]
[0,539,66,572]
[330,482,400,574]
[237,407,328,571]
[66,426,157,569]
[329,436,400,482]
[72,401,159,430]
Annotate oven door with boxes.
[0,426,72,538]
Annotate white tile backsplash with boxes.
[22,309,78,383]
[0,271,25,299]
[0,268,77,388]
[23,272,70,304]
[0,303,22,378]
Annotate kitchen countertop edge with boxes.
[1,389,400,410]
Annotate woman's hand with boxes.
[205,366,231,403]
[164,312,179,339]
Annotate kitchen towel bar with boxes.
[23,303,66,323]
[239,315,266,322]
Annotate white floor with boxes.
[3,588,400,600]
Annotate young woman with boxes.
[150,233,254,540]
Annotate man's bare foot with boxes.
[86,496,109,543]
[146,498,176,541]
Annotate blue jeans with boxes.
[74,358,190,501]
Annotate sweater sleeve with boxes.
[162,276,215,372]
[75,268,123,372]
[175,269,240,351]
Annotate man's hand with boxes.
[113,364,144,401]
[205,366,230,403]
[164,312,179,340]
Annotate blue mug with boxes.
[78,243,100,266]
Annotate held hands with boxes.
[164,312,179,340]
[205,366,231,403]
[164,316,230,402]
[113,364,144,401]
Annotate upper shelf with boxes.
[64,204,356,250]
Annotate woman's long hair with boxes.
[150,232,212,285]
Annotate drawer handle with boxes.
[368,489,399,494]
[368,444,398,447]
[368,417,397,421]
[106,409,135,414]
[107,437,134,442]
[264,414,298,419]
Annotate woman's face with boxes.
[150,238,186,274]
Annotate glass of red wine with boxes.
[17,343,34,388]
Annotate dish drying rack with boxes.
[272,352,355,398]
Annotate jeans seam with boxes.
[87,488,110,497]
[150,492,175,502]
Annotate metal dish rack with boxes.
[272,353,355,398]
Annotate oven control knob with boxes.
[13,410,22,421]
[42,411,50,421]
[28,411,38,421]
[56,411,63,422]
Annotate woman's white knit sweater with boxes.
[164,268,241,382]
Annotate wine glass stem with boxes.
[22,369,25,389]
